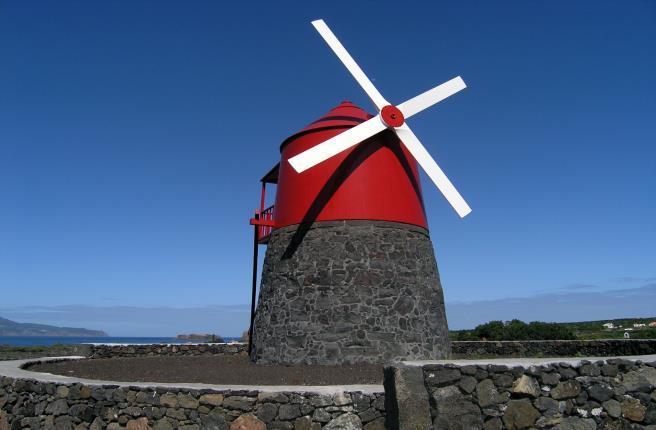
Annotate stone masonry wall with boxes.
[88,343,247,359]
[251,220,451,365]
[0,376,385,429]
[84,340,656,361]
[401,359,656,430]
[451,340,656,359]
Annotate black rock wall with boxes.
[88,343,247,359]
[0,373,385,429]
[251,220,451,364]
[451,340,656,359]
[420,359,656,430]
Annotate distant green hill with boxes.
[0,316,107,337]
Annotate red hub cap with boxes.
[381,105,405,128]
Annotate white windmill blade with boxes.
[312,19,388,110]
[394,124,472,218]
[288,114,387,173]
[398,76,467,119]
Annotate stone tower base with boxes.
[250,220,450,364]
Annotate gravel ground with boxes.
[28,355,384,385]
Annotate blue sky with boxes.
[1,1,654,335]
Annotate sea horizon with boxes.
[0,336,242,347]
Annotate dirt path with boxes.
[29,355,384,385]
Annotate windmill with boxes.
[249,20,470,364]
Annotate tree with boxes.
[462,319,575,341]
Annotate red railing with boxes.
[258,205,275,242]
[250,205,275,244]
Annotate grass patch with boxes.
[0,344,91,361]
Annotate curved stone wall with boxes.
[251,220,451,364]
[0,359,386,430]
[80,340,656,361]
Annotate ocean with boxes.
[0,336,241,346]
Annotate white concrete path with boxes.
[2,355,655,395]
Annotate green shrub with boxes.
[454,319,576,341]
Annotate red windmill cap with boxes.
[280,101,374,152]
